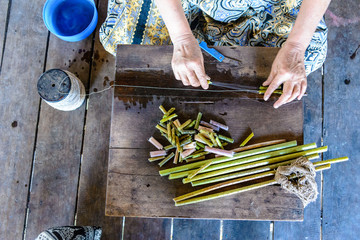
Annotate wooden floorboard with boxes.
[75,0,122,239]
[274,69,323,239]
[24,30,95,239]
[322,2,360,239]
[222,220,270,240]
[123,217,172,240]
[0,0,49,239]
[173,219,220,240]
[0,0,10,70]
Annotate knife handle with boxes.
[199,41,225,62]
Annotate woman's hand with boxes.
[172,34,209,89]
[263,42,307,108]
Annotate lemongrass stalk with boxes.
[209,133,218,147]
[159,105,167,114]
[181,130,197,135]
[197,134,213,147]
[313,157,349,166]
[218,135,234,143]
[184,120,196,130]
[240,132,254,147]
[164,145,175,151]
[148,137,163,150]
[181,148,196,158]
[160,114,178,123]
[148,156,165,162]
[167,123,171,140]
[180,137,192,147]
[198,126,214,133]
[156,125,167,133]
[175,164,331,206]
[183,142,196,150]
[159,152,175,167]
[215,136,223,149]
[173,119,181,129]
[232,139,286,153]
[173,149,179,164]
[191,154,319,186]
[209,120,229,131]
[150,150,167,158]
[188,161,213,179]
[169,142,317,180]
[159,140,298,176]
[164,107,175,118]
[258,90,283,95]
[175,162,328,202]
[205,146,234,157]
[259,86,282,90]
[178,119,192,131]
[200,121,220,131]
[196,142,205,149]
[195,112,202,129]
[176,179,276,206]
[184,146,326,183]
[175,136,180,152]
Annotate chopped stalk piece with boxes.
[179,135,190,141]
[179,119,192,131]
[209,133,217,147]
[197,134,213,147]
[218,134,234,143]
[205,146,234,157]
[150,150,167,158]
[196,142,205,149]
[164,107,175,118]
[159,152,175,167]
[183,142,197,150]
[215,136,223,149]
[195,112,202,129]
[164,145,176,151]
[184,120,196,130]
[209,120,229,131]
[173,149,179,164]
[181,149,196,158]
[176,136,181,151]
[258,89,283,95]
[171,128,176,145]
[167,123,171,141]
[240,132,254,147]
[148,136,163,150]
[188,161,213,179]
[200,121,220,131]
[160,114,178,123]
[198,125,214,133]
[159,105,167,114]
[181,130,197,135]
[156,125,167,133]
[159,122,167,128]
[180,137,192,146]
[173,119,181,128]
[148,156,165,162]
[191,151,210,159]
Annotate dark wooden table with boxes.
[106,45,304,220]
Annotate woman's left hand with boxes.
[262,41,307,108]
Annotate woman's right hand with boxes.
[172,34,209,89]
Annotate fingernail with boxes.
[264,96,268,101]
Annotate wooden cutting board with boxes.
[105,45,304,221]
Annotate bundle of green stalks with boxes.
[148,105,348,207]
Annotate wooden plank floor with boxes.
[0,0,359,239]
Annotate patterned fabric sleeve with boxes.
[99,0,328,75]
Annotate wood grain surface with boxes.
[0,0,49,239]
[74,0,123,239]
[0,0,10,71]
[322,2,360,239]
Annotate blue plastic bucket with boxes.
[43,0,98,42]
